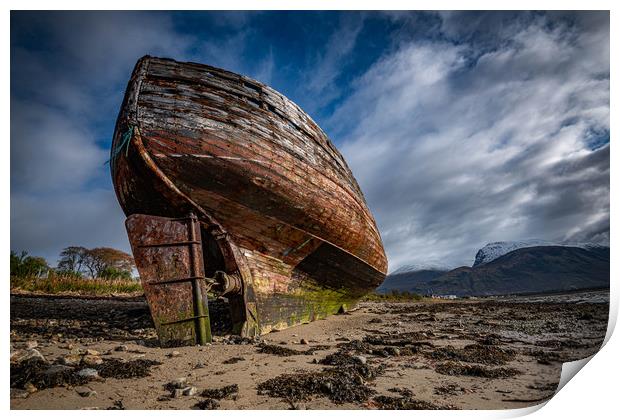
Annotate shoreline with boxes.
[10,294,608,409]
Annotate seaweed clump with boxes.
[435,361,521,378]
[194,399,220,410]
[194,384,239,410]
[371,386,455,409]
[10,357,162,392]
[335,339,373,354]
[201,384,239,400]
[10,359,88,390]
[222,357,246,364]
[257,343,328,356]
[257,358,384,404]
[427,344,515,365]
[373,395,452,410]
[257,344,306,356]
[318,351,364,366]
[434,383,469,396]
[96,359,162,379]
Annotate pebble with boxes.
[353,374,365,385]
[11,348,47,364]
[44,364,74,376]
[182,386,198,396]
[354,355,367,365]
[59,354,82,366]
[167,350,181,358]
[300,338,308,345]
[26,340,38,349]
[114,345,128,352]
[81,355,103,366]
[24,383,38,394]
[85,349,100,356]
[409,362,427,369]
[10,388,30,399]
[76,368,101,380]
[172,389,184,398]
[75,386,97,397]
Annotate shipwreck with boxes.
[110,56,387,346]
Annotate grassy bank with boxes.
[363,291,425,302]
[10,274,143,296]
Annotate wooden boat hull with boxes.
[111,56,387,342]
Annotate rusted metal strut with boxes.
[187,213,210,344]
[126,213,224,346]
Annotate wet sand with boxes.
[10,292,608,410]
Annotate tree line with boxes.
[10,246,135,280]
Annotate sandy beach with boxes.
[10,292,608,410]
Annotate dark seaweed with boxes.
[222,357,246,364]
[435,361,521,378]
[194,399,220,409]
[373,395,452,410]
[257,362,384,404]
[96,359,162,379]
[10,360,88,390]
[201,384,239,400]
[427,344,515,365]
[257,343,326,356]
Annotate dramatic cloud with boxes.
[11,11,609,272]
[11,11,226,264]
[336,12,609,269]
[301,13,365,111]
[11,190,128,267]
[11,100,106,193]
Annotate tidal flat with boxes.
[10,290,608,410]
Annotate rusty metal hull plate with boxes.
[126,213,211,347]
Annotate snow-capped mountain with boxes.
[381,245,609,296]
[391,262,451,275]
[473,240,605,266]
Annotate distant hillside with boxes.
[473,240,604,266]
[378,269,448,293]
[380,245,609,297]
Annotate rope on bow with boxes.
[105,125,137,167]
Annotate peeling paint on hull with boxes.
[110,56,387,341]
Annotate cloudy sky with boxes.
[10,11,609,271]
